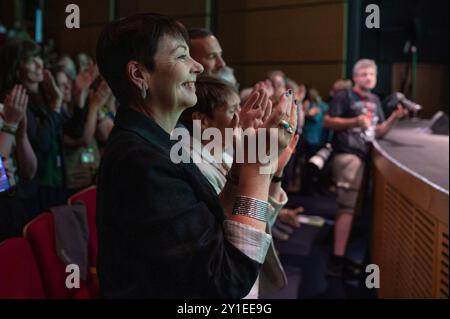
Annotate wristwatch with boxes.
[272,174,283,183]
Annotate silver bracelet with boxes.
[232,196,269,222]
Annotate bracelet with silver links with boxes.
[232,195,269,222]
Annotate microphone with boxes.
[384,92,422,112]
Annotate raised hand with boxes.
[277,133,300,172]
[3,85,28,126]
[16,108,29,139]
[278,206,304,228]
[392,104,409,120]
[75,64,97,91]
[42,70,63,112]
[238,89,270,130]
[88,79,112,111]
[263,90,298,152]
[73,65,99,109]
[356,114,371,129]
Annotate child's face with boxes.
[205,92,240,147]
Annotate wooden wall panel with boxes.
[117,0,207,19]
[392,63,449,119]
[217,0,346,97]
[218,4,345,63]
[44,0,110,28]
[44,0,110,58]
[42,0,346,94]
[46,26,104,58]
[218,0,344,12]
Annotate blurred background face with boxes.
[57,56,77,80]
[55,71,72,104]
[76,53,94,73]
[190,35,226,76]
[20,56,44,83]
[203,91,240,147]
[353,66,377,91]
[269,74,286,96]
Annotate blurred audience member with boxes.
[327,79,352,102]
[57,54,77,81]
[75,52,94,74]
[0,85,37,241]
[267,70,286,98]
[53,66,111,195]
[188,28,226,77]
[303,88,329,159]
[324,59,408,279]
[0,39,66,217]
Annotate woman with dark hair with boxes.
[0,84,37,241]
[96,13,296,298]
[0,38,66,218]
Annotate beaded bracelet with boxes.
[232,195,269,222]
[0,123,17,136]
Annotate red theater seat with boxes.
[24,212,91,299]
[0,237,45,298]
[68,186,99,296]
[68,186,97,268]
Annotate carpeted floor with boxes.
[263,188,378,299]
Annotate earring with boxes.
[141,84,147,100]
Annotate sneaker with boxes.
[326,255,345,277]
[343,257,363,279]
[326,255,363,280]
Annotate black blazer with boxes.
[96,106,260,298]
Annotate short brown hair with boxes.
[178,76,237,134]
[0,39,41,99]
[96,13,188,106]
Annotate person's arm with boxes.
[218,162,240,217]
[64,80,111,148]
[268,133,299,209]
[64,102,98,147]
[95,116,114,143]
[0,130,14,158]
[324,90,368,131]
[375,105,408,138]
[15,114,37,179]
[0,85,30,161]
[324,113,369,131]
[306,106,320,118]
[41,70,63,114]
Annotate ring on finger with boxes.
[279,119,294,134]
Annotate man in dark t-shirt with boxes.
[323,59,408,278]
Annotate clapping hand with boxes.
[42,70,63,112]
[3,85,28,126]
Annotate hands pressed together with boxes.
[234,83,299,173]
